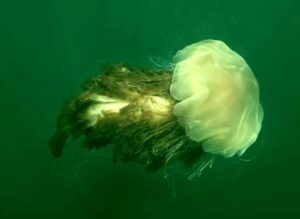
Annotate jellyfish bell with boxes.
[170,39,264,158]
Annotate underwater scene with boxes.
[0,0,299,218]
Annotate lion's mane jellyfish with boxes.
[49,39,264,174]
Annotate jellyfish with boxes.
[49,39,264,173]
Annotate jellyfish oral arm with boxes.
[85,95,129,126]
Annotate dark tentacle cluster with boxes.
[49,65,204,171]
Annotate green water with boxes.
[0,0,299,218]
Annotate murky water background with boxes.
[0,0,299,218]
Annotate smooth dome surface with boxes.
[170,39,264,157]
